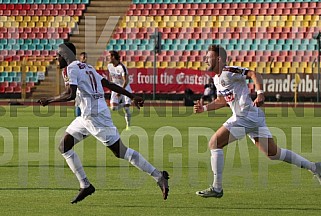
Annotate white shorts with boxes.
[223,115,272,141]
[110,91,131,105]
[66,109,120,146]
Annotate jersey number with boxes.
[86,71,98,93]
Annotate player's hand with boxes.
[253,93,265,107]
[133,96,144,109]
[37,98,49,106]
[194,100,204,113]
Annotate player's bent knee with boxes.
[111,106,118,111]
[58,143,66,154]
[267,152,280,160]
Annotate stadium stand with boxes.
[0,0,88,98]
[1,0,321,98]
[100,0,321,75]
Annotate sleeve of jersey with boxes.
[67,65,78,86]
[231,67,249,80]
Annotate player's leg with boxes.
[110,91,125,111]
[254,137,317,173]
[59,118,95,204]
[89,109,169,199]
[108,139,170,200]
[123,95,132,129]
[196,125,238,198]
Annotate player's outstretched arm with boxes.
[194,96,226,114]
[246,70,265,107]
[101,79,144,109]
[38,85,77,106]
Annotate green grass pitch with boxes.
[0,105,321,215]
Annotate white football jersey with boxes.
[62,68,81,106]
[213,66,260,120]
[67,60,108,117]
[107,63,131,92]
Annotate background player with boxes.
[106,50,132,130]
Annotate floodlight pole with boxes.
[152,29,157,101]
[314,32,321,102]
[151,29,162,100]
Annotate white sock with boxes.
[279,148,316,172]
[124,106,131,127]
[124,148,161,181]
[62,149,90,188]
[211,149,224,192]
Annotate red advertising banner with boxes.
[98,69,319,98]
[97,68,214,94]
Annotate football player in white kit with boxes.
[38,42,169,203]
[194,45,321,198]
[107,51,132,130]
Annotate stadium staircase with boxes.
[69,0,131,66]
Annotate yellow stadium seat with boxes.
[0,16,7,22]
[38,66,46,72]
[168,62,176,68]
[62,16,70,23]
[181,22,191,28]
[13,66,21,72]
[305,67,312,74]
[20,21,27,28]
[0,66,4,72]
[15,16,23,22]
[275,62,282,68]
[126,62,135,68]
[280,68,288,74]
[144,61,152,68]
[135,61,144,68]
[55,16,63,22]
[177,62,185,68]
[199,65,207,71]
[27,21,35,28]
[242,62,250,68]
[302,21,310,27]
[39,16,47,22]
[138,16,146,22]
[72,16,79,23]
[1,61,9,67]
[272,67,280,74]
[24,16,31,22]
[36,22,43,28]
[4,21,11,28]
[167,21,175,28]
[224,16,232,22]
[30,66,37,72]
[234,62,242,67]
[159,62,167,68]
[200,16,209,22]
[50,22,59,28]
[33,61,41,66]
[46,16,55,22]
[5,66,12,72]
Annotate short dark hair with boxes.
[109,50,120,61]
[208,45,227,63]
[80,52,87,56]
[59,42,76,56]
